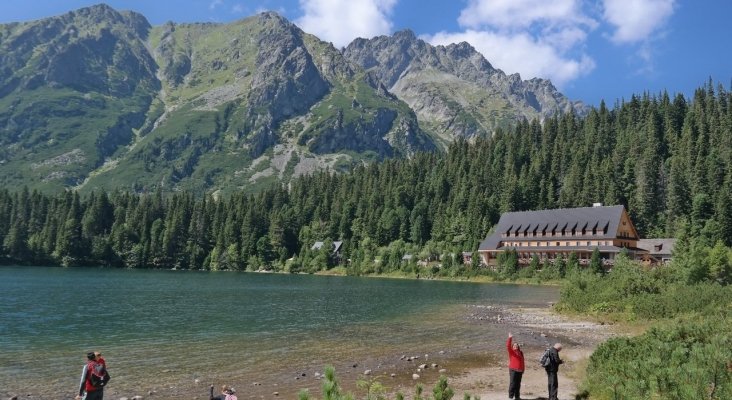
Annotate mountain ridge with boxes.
[344,29,584,143]
[0,3,584,194]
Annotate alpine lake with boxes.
[0,266,559,399]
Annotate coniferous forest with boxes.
[1,82,731,271]
[2,78,732,399]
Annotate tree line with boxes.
[1,81,731,269]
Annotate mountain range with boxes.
[0,4,584,194]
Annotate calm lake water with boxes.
[0,267,558,399]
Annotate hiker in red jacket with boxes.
[507,332,525,400]
[75,351,109,400]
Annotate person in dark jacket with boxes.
[544,343,564,400]
[506,332,525,400]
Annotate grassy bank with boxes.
[556,246,732,400]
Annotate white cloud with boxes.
[427,30,595,88]
[603,0,675,43]
[209,0,224,10]
[459,0,593,31]
[296,0,397,48]
[543,26,588,52]
[231,4,245,14]
[425,0,597,88]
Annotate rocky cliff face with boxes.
[0,6,435,194]
[0,5,582,195]
[80,10,434,194]
[344,30,585,144]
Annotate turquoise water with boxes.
[0,267,558,399]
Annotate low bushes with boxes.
[557,242,732,399]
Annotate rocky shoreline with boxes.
[4,305,618,400]
[451,305,620,400]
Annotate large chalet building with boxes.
[477,204,668,267]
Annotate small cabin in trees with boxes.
[637,238,676,264]
[312,240,344,263]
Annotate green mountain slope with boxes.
[0,4,583,195]
[0,4,159,191]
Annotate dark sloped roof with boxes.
[479,205,627,251]
[498,245,644,253]
[636,239,676,255]
[312,240,344,253]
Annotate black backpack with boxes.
[539,349,552,368]
[88,361,111,388]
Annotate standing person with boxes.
[76,351,109,400]
[94,352,106,368]
[506,332,525,400]
[210,384,237,400]
[544,343,564,400]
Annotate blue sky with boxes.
[1,0,730,106]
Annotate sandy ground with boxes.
[446,306,619,400]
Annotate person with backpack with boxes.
[506,332,525,400]
[543,343,564,400]
[75,351,110,400]
[210,384,237,400]
[94,352,105,365]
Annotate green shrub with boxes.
[585,316,732,399]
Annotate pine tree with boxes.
[590,248,603,274]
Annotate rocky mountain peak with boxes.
[393,29,417,39]
[443,41,475,57]
[70,3,119,19]
[0,4,584,193]
[256,10,290,23]
[344,31,586,141]
[60,3,151,36]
